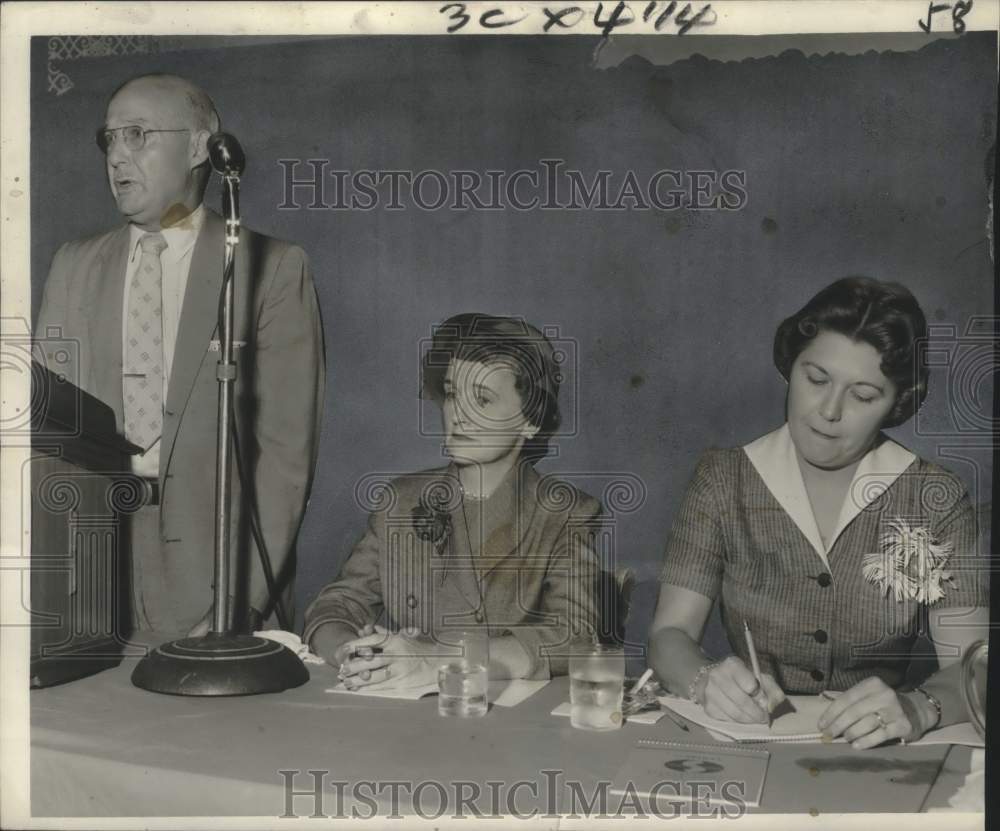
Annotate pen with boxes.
[743,620,771,726]
[630,667,654,695]
[661,707,691,732]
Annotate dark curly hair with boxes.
[773,277,929,429]
[421,313,561,464]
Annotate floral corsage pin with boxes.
[411,493,452,556]
[862,519,955,604]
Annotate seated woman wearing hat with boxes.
[649,277,988,748]
[303,313,603,688]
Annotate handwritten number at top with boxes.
[918,0,974,34]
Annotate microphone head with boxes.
[207,132,246,175]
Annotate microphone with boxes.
[207,133,245,176]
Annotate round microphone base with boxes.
[131,633,309,696]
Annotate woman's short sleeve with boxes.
[658,451,727,600]
[926,465,990,609]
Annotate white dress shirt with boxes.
[122,205,206,477]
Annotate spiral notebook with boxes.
[609,739,770,807]
[657,694,843,743]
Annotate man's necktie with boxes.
[124,232,168,452]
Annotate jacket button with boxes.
[810,669,825,682]
[813,629,828,644]
[406,594,418,609]
[474,610,484,624]
[817,573,832,587]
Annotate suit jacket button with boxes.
[406,594,418,609]
[810,669,825,682]
[813,629,828,644]
[474,610,484,624]
[817,573,832,587]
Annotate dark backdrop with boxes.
[31,34,996,653]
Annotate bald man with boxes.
[36,74,325,636]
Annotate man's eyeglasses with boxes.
[96,125,190,154]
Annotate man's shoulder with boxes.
[230,217,310,274]
[55,224,128,260]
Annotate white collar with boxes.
[128,204,205,263]
[743,423,916,568]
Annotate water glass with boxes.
[437,629,489,718]
[569,644,625,730]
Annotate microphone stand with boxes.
[131,135,308,696]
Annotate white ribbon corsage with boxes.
[862,518,955,604]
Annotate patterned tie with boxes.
[124,232,168,451]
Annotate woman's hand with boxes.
[699,656,786,723]
[817,677,921,749]
[338,627,438,690]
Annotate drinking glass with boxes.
[437,629,489,717]
[569,643,625,730]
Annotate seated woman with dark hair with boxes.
[649,277,988,748]
[304,313,602,688]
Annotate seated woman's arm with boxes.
[818,606,988,748]
[302,509,387,667]
[650,584,782,723]
[819,478,990,748]
[648,452,783,723]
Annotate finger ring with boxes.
[874,711,886,729]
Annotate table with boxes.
[30,642,975,818]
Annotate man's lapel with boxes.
[88,226,130,430]
[160,210,224,477]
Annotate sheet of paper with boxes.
[324,678,548,705]
[550,702,667,725]
[324,682,439,699]
[657,694,841,743]
[490,679,549,708]
[909,721,984,747]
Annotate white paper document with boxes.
[551,702,668,725]
[325,682,439,699]
[324,678,549,707]
[491,679,549,707]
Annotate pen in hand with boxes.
[743,620,771,726]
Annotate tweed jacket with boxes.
[660,424,988,694]
[303,463,603,678]
[35,209,325,631]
